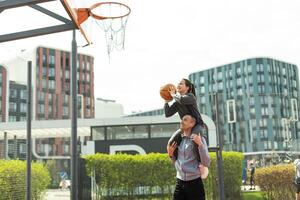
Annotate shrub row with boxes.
[85,151,244,200]
[255,164,295,200]
[0,160,50,200]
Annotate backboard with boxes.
[61,0,92,45]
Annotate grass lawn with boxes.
[242,191,264,200]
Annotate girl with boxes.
[165,78,205,161]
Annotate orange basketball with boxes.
[160,84,176,101]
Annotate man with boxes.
[167,115,210,200]
[249,163,255,190]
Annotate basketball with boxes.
[160,84,176,101]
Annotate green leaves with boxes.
[84,151,244,199]
[0,160,50,200]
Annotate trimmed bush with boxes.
[0,160,51,200]
[85,151,244,200]
[255,164,295,200]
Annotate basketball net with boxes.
[92,3,130,59]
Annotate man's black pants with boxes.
[173,177,205,200]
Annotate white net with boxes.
[92,3,130,58]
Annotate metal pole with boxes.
[13,135,17,159]
[3,132,7,159]
[214,93,225,200]
[71,29,78,200]
[26,61,32,200]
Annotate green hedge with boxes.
[85,151,244,200]
[255,164,295,200]
[0,160,51,200]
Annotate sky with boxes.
[1,0,300,114]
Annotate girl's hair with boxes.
[182,78,196,97]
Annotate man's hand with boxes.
[167,141,177,158]
[191,134,202,146]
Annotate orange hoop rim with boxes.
[89,2,131,20]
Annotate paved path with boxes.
[44,189,70,200]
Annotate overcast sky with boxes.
[1,0,300,114]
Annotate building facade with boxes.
[35,46,94,120]
[3,46,95,121]
[189,57,300,152]
[0,65,8,122]
[8,81,27,122]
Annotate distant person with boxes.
[294,155,300,200]
[242,160,247,190]
[249,163,255,190]
[167,115,210,200]
[164,78,205,161]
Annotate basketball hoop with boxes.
[77,2,131,58]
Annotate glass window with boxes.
[200,76,204,84]
[49,80,55,89]
[9,116,16,122]
[63,106,68,115]
[9,89,17,98]
[9,102,17,112]
[151,123,180,138]
[49,55,55,65]
[107,125,149,140]
[65,70,70,79]
[49,68,55,77]
[20,90,27,99]
[87,73,90,82]
[48,105,52,114]
[20,116,26,121]
[38,91,45,101]
[42,79,47,88]
[38,104,45,114]
[20,144,27,154]
[20,103,26,112]
[92,127,105,140]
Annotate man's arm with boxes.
[198,137,211,167]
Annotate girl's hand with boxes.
[167,141,177,157]
[169,86,177,96]
[191,134,202,146]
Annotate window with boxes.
[87,73,90,82]
[107,125,149,140]
[20,103,27,112]
[20,144,26,154]
[9,89,17,98]
[64,95,69,104]
[63,106,68,115]
[92,127,105,140]
[38,104,45,114]
[87,62,90,70]
[9,116,16,122]
[65,70,70,79]
[49,55,55,65]
[49,68,55,77]
[43,67,47,76]
[20,116,26,121]
[151,123,180,138]
[227,100,236,123]
[200,76,204,84]
[38,91,45,101]
[42,79,47,88]
[49,80,55,89]
[20,90,27,99]
[9,102,17,112]
[48,105,52,114]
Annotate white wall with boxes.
[94,98,124,118]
